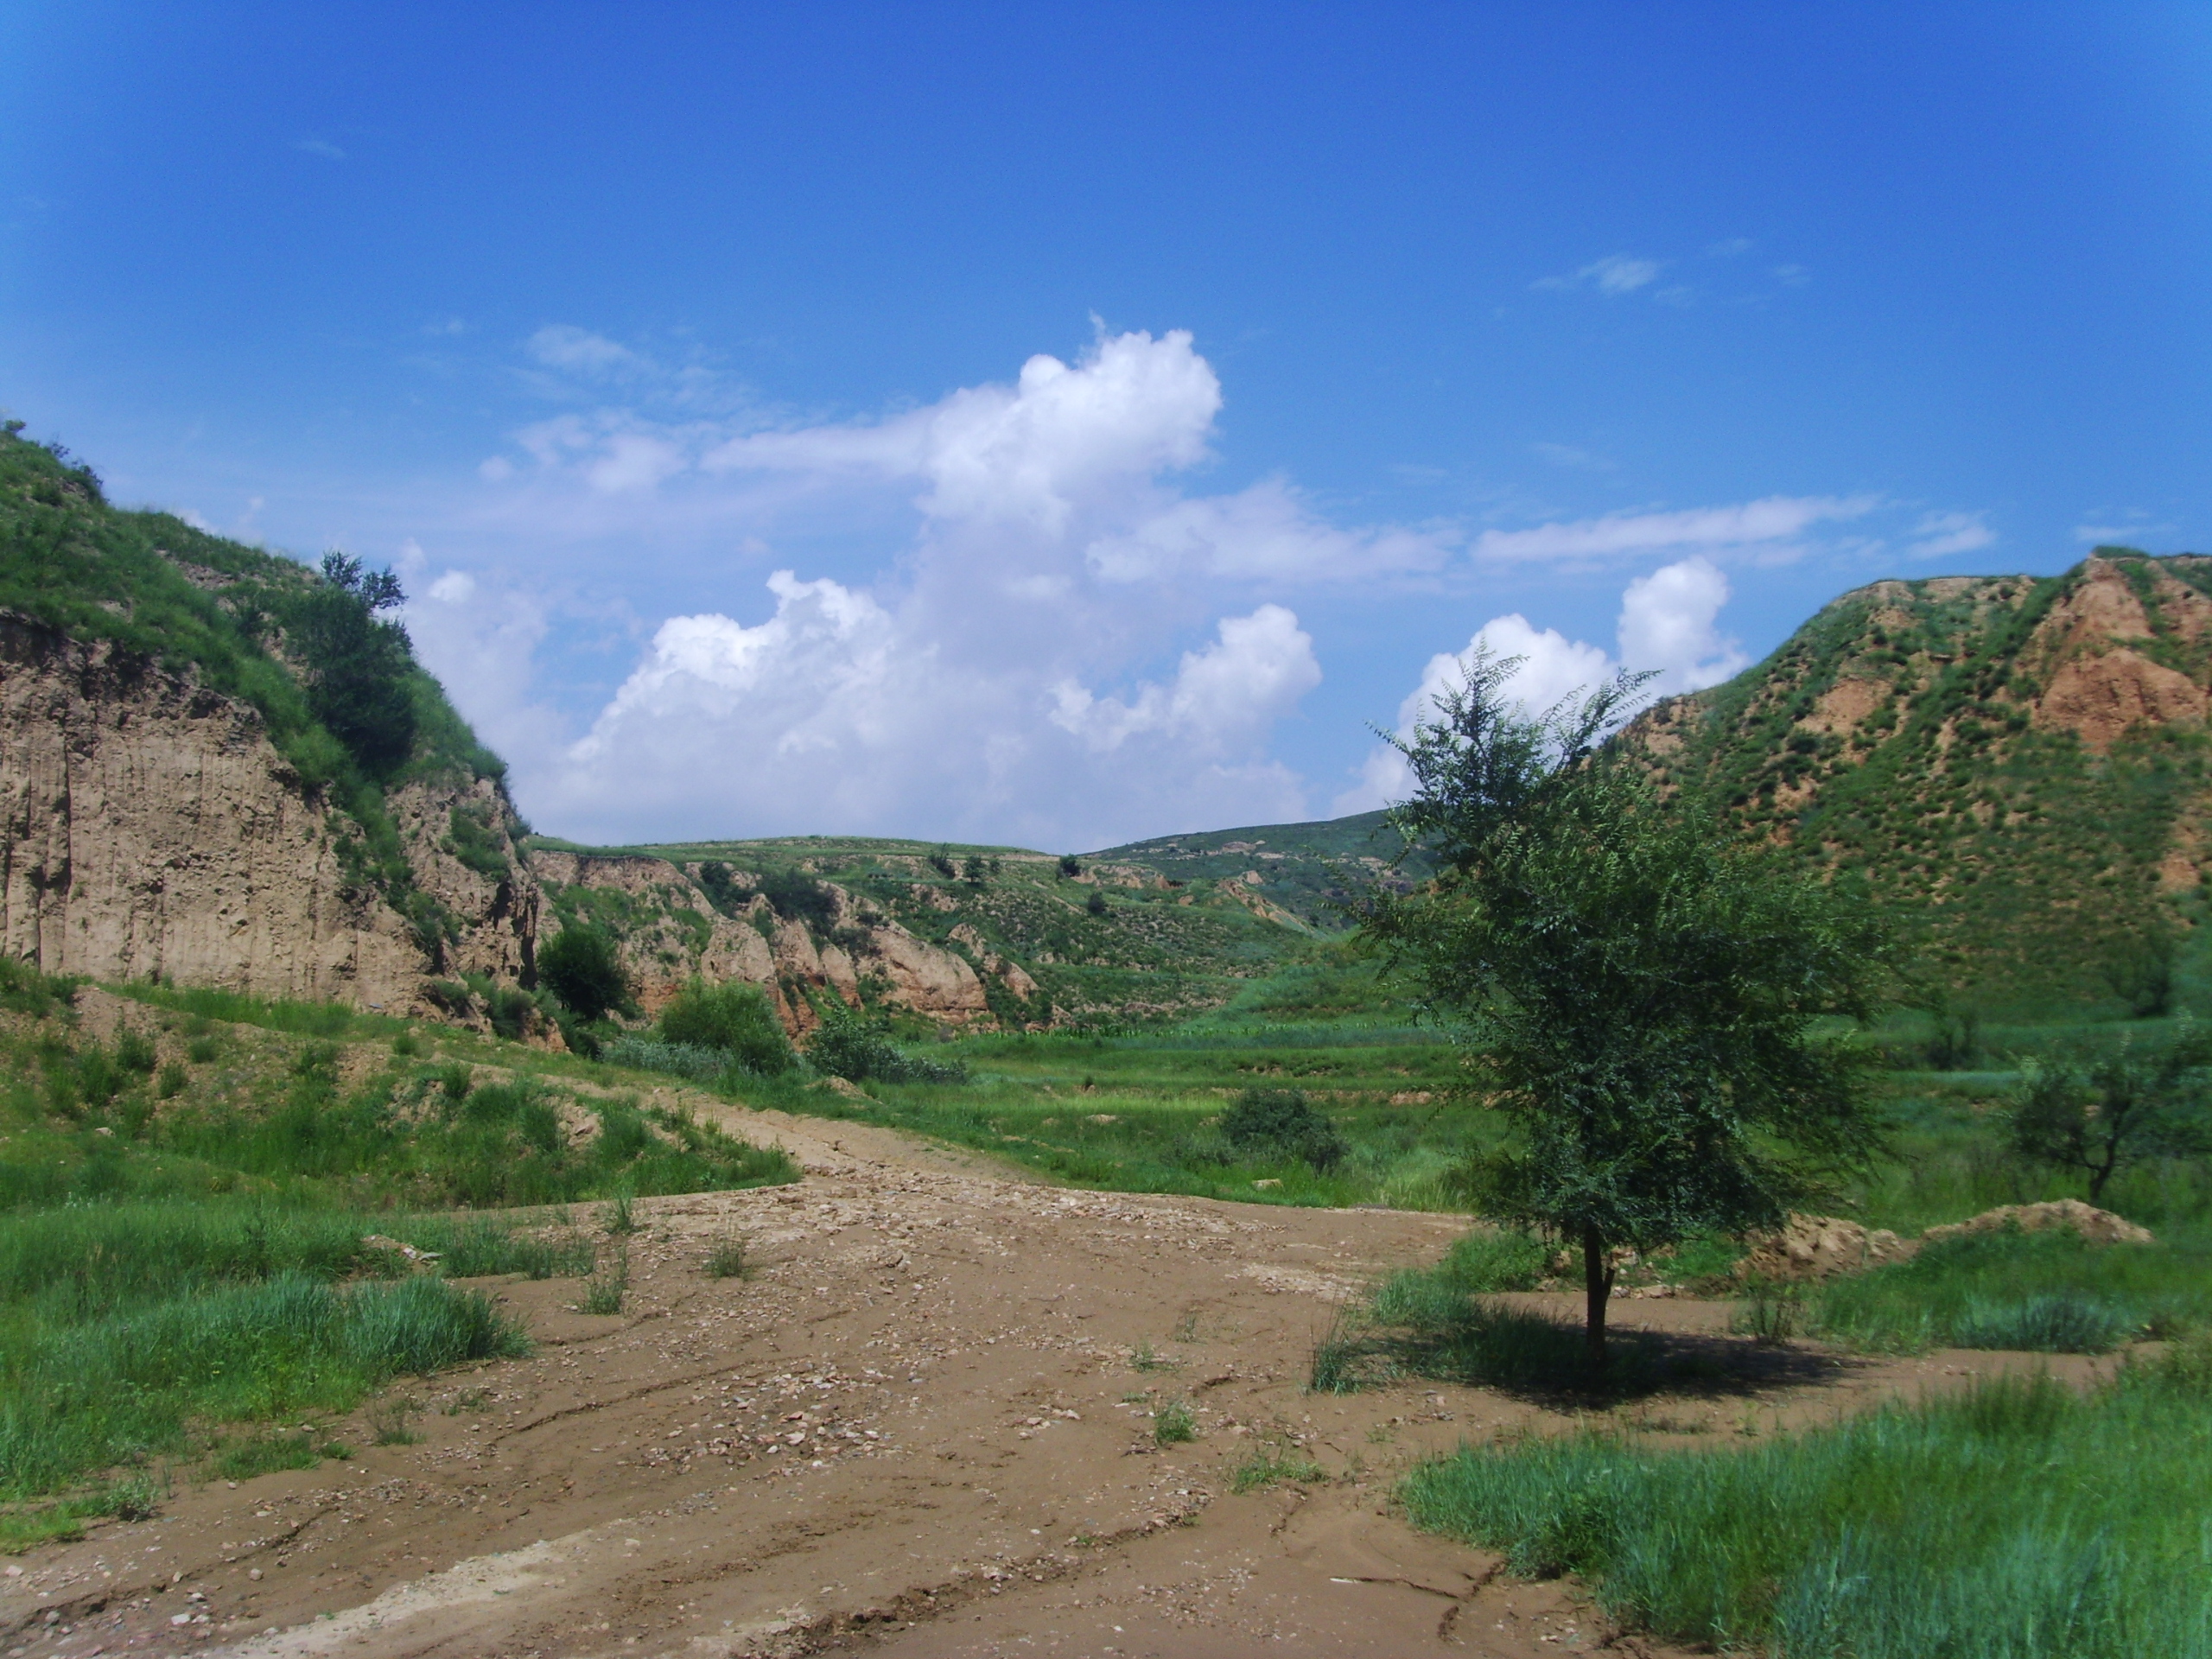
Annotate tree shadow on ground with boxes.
[1310,1295,1861,1407]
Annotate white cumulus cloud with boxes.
[1332,556,1746,815]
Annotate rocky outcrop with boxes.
[0,612,539,1014]
[531,851,988,1034]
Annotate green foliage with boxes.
[2007,1027,2212,1200]
[536,925,632,1022]
[1367,649,1895,1361]
[1400,1369,2212,1658]
[283,552,417,775]
[658,978,796,1075]
[578,1249,628,1314]
[759,868,837,930]
[694,860,746,915]
[1220,1087,1346,1172]
[442,804,511,880]
[1058,854,1083,878]
[804,1006,966,1084]
[1152,1399,1196,1445]
[1086,890,1109,917]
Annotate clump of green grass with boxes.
[1401,1360,2212,1658]
[367,1399,422,1446]
[1732,1282,1805,1345]
[1814,1227,2201,1354]
[1129,1339,1177,1373]
[602,1191,638,1236]
[578,1249,629,1315]
[1230,1444,1325,1493]
[1153,1400,1196,1445]
[702,1235,749,1279]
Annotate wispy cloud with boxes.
[1907,510,1995,559]
[1471,495,1879,565]
[2074,516,2174,547]
[1533,254,1663,296]
[293,137,346,161]
[1529,442,1615,473]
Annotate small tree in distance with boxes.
[2009,1028,2212,1202]
[537,925,632,1023]
[1363,652,1896,1368]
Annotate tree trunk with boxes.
[1582,1223,1613,1370]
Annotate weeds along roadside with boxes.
[1396,1346,2212,1659]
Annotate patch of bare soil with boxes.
[0,1096,2116,1659]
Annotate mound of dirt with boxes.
[1738,1199,2153,1283]
[1734,1215,1913,1282]
[1922,1198,2153,1249]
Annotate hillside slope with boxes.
[1630,551,2212,1014]
[524,833,1325,1031]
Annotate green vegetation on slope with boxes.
[1639,554,2212,1017]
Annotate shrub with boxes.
[537,925,631,1021]
[1086,891,1108,917]
[658,979,796,1075]
[1058,855,1083,878]
[1153,1400,1196,1445]
[804,1007,965,1084]
[283,553,418,775]
[702,1235,748,1279]
[1221,1087,1346,1173]
[758,868,838,931]
[601,1037,730,1083]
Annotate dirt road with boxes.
[0,1095,2087,1659]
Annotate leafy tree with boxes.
[1058,855,1083,879]
[929,848,957,878]
[1363,652,1894,1366]
[658,978,796,1076]
[1085,891,1109,917]
[286,552,417,775]
[961,854,988,884]
[695,861,747,916]
[2101,928,2179,1020]
[2009,1028,2212,1202]
[536,925,632,1022]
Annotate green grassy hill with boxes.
[1632,551,2212,1017]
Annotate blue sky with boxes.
[4,4,2209,849]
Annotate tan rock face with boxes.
[0,614,425,1004]
[0,613,543,1014]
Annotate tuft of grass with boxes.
[602,1191,638,1236]
[1732,1282,1804,1346]
[212,1433,327,1482]
[1230,1444,1325,1493]
[367,1398,422,1446]
[1129,1338,1177,1373]
[1153,1399,1196,1445]
[578,1249,629,1315]
[1401,1364,2212,1658]
[702,1235,749,1279]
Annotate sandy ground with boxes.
[0,1094,2107,1659]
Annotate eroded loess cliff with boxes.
[0,611,535,1014]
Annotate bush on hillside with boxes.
[284,553,418,776]
[537,925,631,1022]
[758,868,838,931]
[1222,1087,1346,1172]
[658,979,796,1075]
[805,1007,966,1084]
